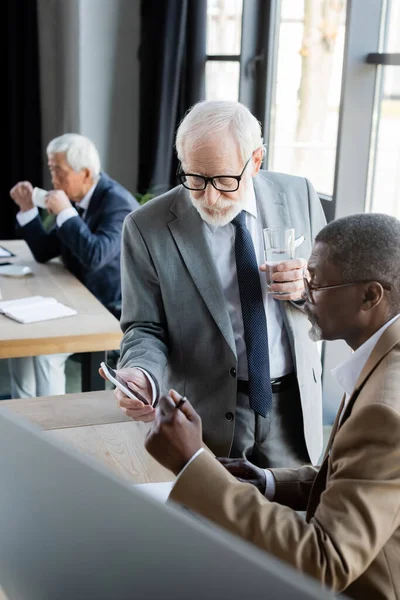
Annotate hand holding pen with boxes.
[145,390,203,476]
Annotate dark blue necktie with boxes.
[232,211,273,417]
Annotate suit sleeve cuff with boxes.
[264,469,276,500]
[174,448,204,484]
[56,207,79,228]
[16,207,39,226]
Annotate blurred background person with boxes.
[8,133,139,398]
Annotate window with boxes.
[367,0,400,218]
[206,0,243,101]
[267,0,347,196]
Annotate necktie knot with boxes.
[231,210,246,227]
[232,210,246,228]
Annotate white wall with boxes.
[37,0,140,195]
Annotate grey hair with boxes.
[46,133,101,179]
[315,213,400,310]
[175,100,265,164]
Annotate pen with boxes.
[176,396,187,409]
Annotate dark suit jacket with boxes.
[20,172,138,311]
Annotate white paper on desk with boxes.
[134,481,174,503]
[0,246,13,258]
[0,264,32,277]
[0,296,57,314]
[4,302,77,324]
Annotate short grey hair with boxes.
[175,100,265,164]
[315,213,400,310]
[46,133,101,179]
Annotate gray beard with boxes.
[308,322,323,342]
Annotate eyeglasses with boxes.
[177,157,252,192]
[303,276,392,305]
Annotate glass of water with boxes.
[263,227,295,294]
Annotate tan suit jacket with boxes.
[170,319,400,599]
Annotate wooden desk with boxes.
[0,240,122,390]
[0,391,173,600]
[0,390,172,483]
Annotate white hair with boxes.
[175,100,265,164]
[46,133,101,179]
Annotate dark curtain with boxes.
[2,0,43,239]
[138,0,207,195]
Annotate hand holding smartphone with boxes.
[100,362,150,405]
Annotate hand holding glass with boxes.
[263,228,295,295]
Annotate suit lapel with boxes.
[253,175,291,230]
[335,319,400,433]
[321,394,346,460]
[83,174,107,223]
[305,395,345,520]
[306,319,400,519]
[168,190,236,357]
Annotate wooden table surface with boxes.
[0,390,172,483]
[0,240,122,358]
[0,391,174,599]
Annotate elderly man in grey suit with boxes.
[104,100,326,468]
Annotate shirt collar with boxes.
[205,180,258,234]
[75,180,98,212]
[331,313,400,397]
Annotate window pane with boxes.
[369,0,400,218]
[369,67,400,218]
[387,0,400,52]
[207,0,243,55]
[206,61,240,101]
[268,0,347,195]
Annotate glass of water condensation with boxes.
[263,228,295,294]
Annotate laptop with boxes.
[0,408,337,600]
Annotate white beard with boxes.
[304,304,324,342]
[189,181,250,227]
[308,321,323,342]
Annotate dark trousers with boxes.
[230,375,310,469]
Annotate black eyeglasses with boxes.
[177,157,252,192]
[303,276,392,305]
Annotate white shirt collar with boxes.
[205,180,258,234]
[331,314,400,397]
[75,179,98,212]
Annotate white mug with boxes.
[32,187,49,209]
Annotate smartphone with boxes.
[100,362,150,405]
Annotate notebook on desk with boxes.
[0,295,77,324]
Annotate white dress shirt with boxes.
[203,181,293,380]
[264,313,400,500]
[331,313,400,408]
[16,181,98,229]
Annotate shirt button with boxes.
[229,367,237,378]
[225,412,234,422]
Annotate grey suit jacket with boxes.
[119,170,326,462]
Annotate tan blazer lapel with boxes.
[305,396,345,520]
[306,319,400,520]
[338,318,400,431]
[321,393,346,461]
